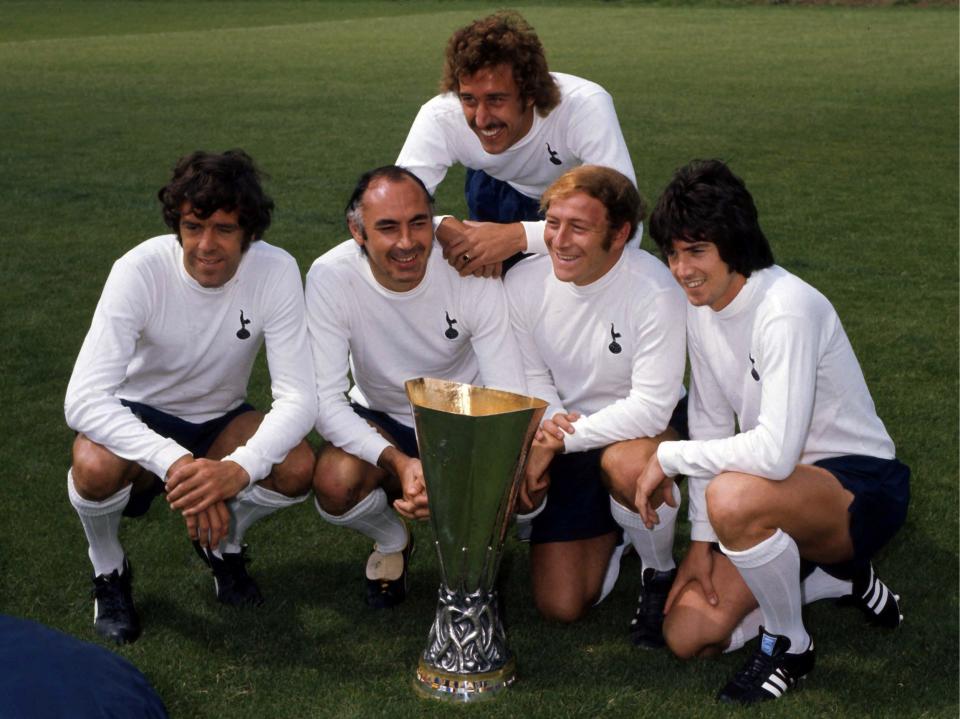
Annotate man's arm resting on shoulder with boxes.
[435,216,525,277]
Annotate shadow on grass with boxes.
[64,508,956,717]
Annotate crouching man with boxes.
[65,150,317,644]
[306,166,525,609]
[637,160,909,704]
[505,166,687,639]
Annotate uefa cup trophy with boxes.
[405,378,546,702]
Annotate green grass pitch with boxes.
[0,1,956,717]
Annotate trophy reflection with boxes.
[405,378,546,702]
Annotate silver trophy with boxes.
[405,378,546,702]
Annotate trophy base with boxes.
[414,657,516,702]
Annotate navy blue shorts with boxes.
[120,399,256,459]
[350,403,419,459]
[711,454,910,580]
[530,398,689,544]
[465,169,541,273]
[530,448,617,544]
[814,454,910,569]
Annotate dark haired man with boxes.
[65,150,316,644]
[397,10,638,276]
[505,166,686,638]
[306,166,525,608]
[636,159,909,703]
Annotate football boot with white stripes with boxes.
[838,563,903,628]
[717,629,815,704]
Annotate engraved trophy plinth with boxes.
[405,378,546,702]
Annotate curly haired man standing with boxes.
[397,11,639,276]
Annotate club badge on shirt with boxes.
[608,323,622,354]
[546,142,562,166]
[444,311,459,340]
[236,310,252,340]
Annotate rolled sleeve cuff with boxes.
[222,447,266,488]
[656,442,682,477]
[358,433,393,468]
[563,430,589,455]
[150,442,192,483]
[521,221,546,255]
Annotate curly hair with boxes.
[158,149,273,249]
[649,159,774,277]
[541,165,645,246]
[441,11,560,116]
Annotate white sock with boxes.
[724,607,763,653]
[218,484,308,555]
[721,529,810,654]
[609,483,679,573]
[593,535,631,606]
[315,487,408,553]
[67,468,130,577]
[801,567,852,604]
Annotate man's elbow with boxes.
[64,395,86,431]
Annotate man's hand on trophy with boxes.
[393,456,430,521]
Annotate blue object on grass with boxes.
[0,614,167,718]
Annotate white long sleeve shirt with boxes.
[306,240,526,466]
[657,265,896,542]
[65,235,317,484]
[505,250,686,453]
[396,72,638,253]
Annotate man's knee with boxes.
[529,544,604,624]
[706,472,761,541]
[601,439,657,507]
[663,595,728,660]
[312,444,371,515]
[71,437,135,501]
[263,440,315,497]
[533,586,593,624]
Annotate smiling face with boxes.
[457,63,535,154]
[544,191,629,286]
[351,176,434,292]
[178,204,246,287]
[666,239,746,311]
